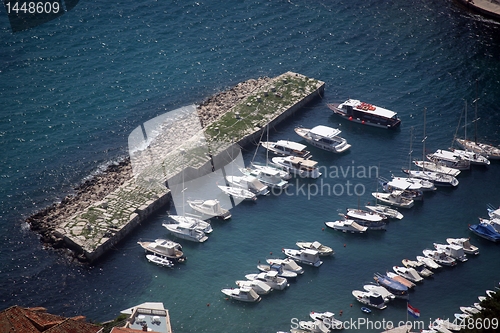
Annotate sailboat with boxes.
[403,109,459,187]
[455,82,500,159]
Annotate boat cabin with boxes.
[285,156,318,172]
[330,99,401,128]
[262,140,312,159]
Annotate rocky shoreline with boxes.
[25,76,272,257]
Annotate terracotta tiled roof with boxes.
[0,306,102,333]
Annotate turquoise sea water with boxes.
[1,1,500,332]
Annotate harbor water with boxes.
[1,1,500,332]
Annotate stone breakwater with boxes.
[25,72,325,263]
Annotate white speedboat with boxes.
[245,271,288,290]
[261,140,312,159]
[218,185,257,201]
[187,199,231,220]
[392,266,424,283]
[433,243,468,262]
[372,191,414,209]
[146,254,174,267]
[162,223,208,243]
[451,148,490,166]
[364,204,404,220]
[363,284,395,303]
[402,259,433,277]
[416,255,442,270]
[309,311,343,330]
[169,215,213,234]
[345,208,387,230]
[226,175,269,196]
[298,320,331,333]
[325,220,367,233]
[460,306,480,315]
[296,241,334,256]
[427,149,470,170]
[239,166,288,190]
[266,258,304,275]
[235,280,272,295]
[221,286,261,302]
[138,239,185,262]
[386,272,416,289]
[422,249,456,266]
[272,156,322,179]
[282,248,323,267]
[391,175,436,192]
[352,290,387,309]
[446,237,479,255]
[327,99,401,129]
[294,125,351,153]
[413,160,461,177]
[257,263,297,278]
[403,169,459,187]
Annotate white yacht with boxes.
[266,258,304,275]
[221,286,261,302]
[416,255,442,270]
[371,191,414,209]
[379,177,424,201]
[427,149,470,170]
[261,140,312,159]
[363,285,395,303]
[296,241,334,256]
[345,208,387,230]
[257,263,297,279]
[352,290,387,309]
[391,175,436,192]
[239,166,288,190]
[403,169,459,187]
[235,280,272,295]
[245,271,288,290]
[451,148,490,166]
[309,311,343,330]
[146,254,174,268]
[226,175,269,196]
[327,99,401,129]
[294,125,351,153]
[364,204,404,220]
[446,237,479,255]
[218,185,257,201]
[413,160,461,177]
[169,215,213,234]
[187,199,231,220]
[272,156,322,179]
[433,243,468,262]
[422,249,456,266]
[162,222,208,243]
[249,161,291,180]
[456,138,500,160]
[282,248,323,267]
[137,239,185,262]
[392,266,424,283]
[324,220,367,233]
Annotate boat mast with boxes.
[408,126,413,173]
[422,108,427,172]
[474,79,478,144]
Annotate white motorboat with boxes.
[272,156,322,179]
[352,290,387,309]
[325,220,367,233]
[296,241,334,256]
[169,215,213,234]
[371,191,414,209]
[413,160,461,177]
[478,295,487,302]
[298,320,331,333]
[386,272,416,289]
[327,99,401,129]
[309,311,343,330]
[446,237,479,255]
[226,175,269,196]
[294,125,351,153]
[245,271,288,290]
[487,203,500,219]
[403,169,459,187]
[454,312,470,321]
[473,303,483,311]
[430,318,463,332]
[402,259,433,277]
[235,279,272,295]
[364,204,404,220]
[221,286,261,302]
[137,239,185,262]
[427,149,470,170]
[146,254,174,268]
[433,243,468,262]
[266,258,304,275]
[218,185,257,201]
[486,289,496,298]
[363,284,395,303]
[261,140,312,159]
[282,248,323,267]
[257,263,297,278]
[460,306,480,315]
[239,166,288,190]
[187,199,231,220]
[345,208,387,230]
[451,148,490,166]
[391,175,436,191]
[162,223,208,243]
[249,161,291,180]
[416,255,442,270]
[422,249,456,266]
[392,266,424,283]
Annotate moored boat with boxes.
[294,125,351,153]
[446,237,479,255]
[363,284,395,303]
[451,148,490,166]
[324,220,367,233]
[245,271,288,290]
[433,243,468,262]
[169,215,213,234]
[386,272,416,289]
[469,223,500,242]
[266,258,304,275]
[221,286,261,302]
[226,175,269,196]
[352,290,387,309]
[345,208,387,230]
[402,259,434,277]
[162,222,209,243]
[392,266,424,283]
[372,191,414,209]
[373,272,409,299]
[137,238,185,262]
[391,175,436,191]
[271,156,322,179]
[218,185,257,201]
[261,140,312,159]
[422,249,456,266]
[187,199,231,220]
[413,160,461,177]
[296,241,334,256]
[427,149,470,170]
[235,279,272,295]
[146,254,174,267]
[282,248,323,267]
[456,138,500,160]
[257,263,297,279]
[416,255,442,270]
[402,169,459,187]
[327,99,401,129]
[365,204,404,220]
[309,311,344,330]
[239,166,288,190]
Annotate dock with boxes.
[52,71,325,263]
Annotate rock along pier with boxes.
[28,71,325,263]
